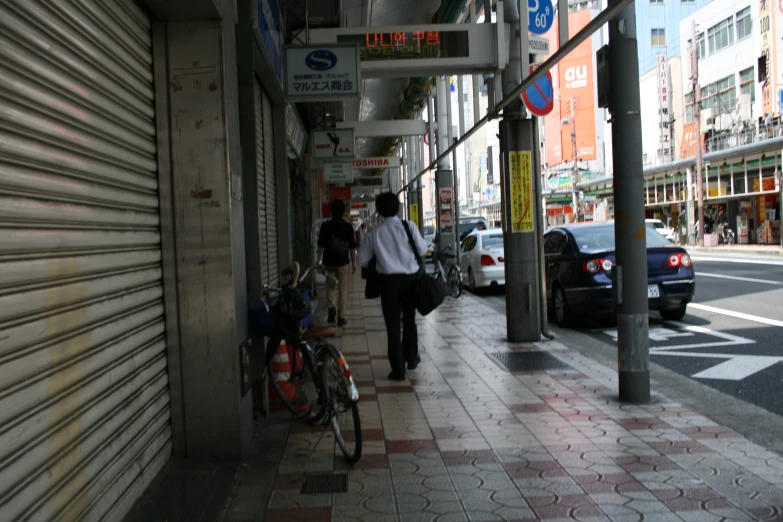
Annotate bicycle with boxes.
[261,263,362,462]
[427,244,463,299]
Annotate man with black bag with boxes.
[358,193,431,381]
[317,200,357,327]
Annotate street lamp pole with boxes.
[570,98,582,222]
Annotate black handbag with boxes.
[362,257,380,299]
[402,221,444,316]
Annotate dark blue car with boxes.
[544,222,695,326]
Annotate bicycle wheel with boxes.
[319,344,362,463]
[268,340,324,423]
[447,266,463,298]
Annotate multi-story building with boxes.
[640,57,685,167]
[635,0,712,75]
[680,0,761,146]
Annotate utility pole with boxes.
[691,19,705,246]
[435,76,457,258]
[607,0,650,402]
[499,0,541,342]
[570,98,582,222]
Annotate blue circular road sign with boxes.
[521,65,554,117]
[520,0,554,35]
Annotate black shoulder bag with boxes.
[402,221,444,316]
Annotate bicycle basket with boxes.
[248,289,313,337]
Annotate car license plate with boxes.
[647,284,660,298]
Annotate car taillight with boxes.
[498,256,505,263]
[480,255,496,266]
[583,258,613,274]
[668,253,692,267]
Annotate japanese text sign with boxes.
[285,44,360,101]
[508,151,533,233]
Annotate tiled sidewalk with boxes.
[256,275,783,522]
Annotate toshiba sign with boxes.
[352,157,400,169]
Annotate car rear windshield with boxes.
[649,221,665,229]
[570,224,672,251]
[483,234,503,248]
[460,221,485,237]
[423,226,435,236]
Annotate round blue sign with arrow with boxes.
[520,0,554,35]
[521,64,554,117]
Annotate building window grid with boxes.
[736,7,752,41]
[651,28,666,47]
[708,17,735,54]
[696,32,706,60]
[740,66,755,102]
[684,74,738,122]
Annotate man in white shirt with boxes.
[358,193,428,381]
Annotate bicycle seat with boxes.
[303,325,337,340]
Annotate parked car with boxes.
[459,217,489,241]
[544,222,695,326]
[460,229,505,292]
[646,219,677,242]
[422,225,436,258]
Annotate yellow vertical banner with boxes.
[509,151,533,232]
[409,203,419,228]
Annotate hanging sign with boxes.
[324,161,354,184]
[352,157,400,168]
[351,187,381,198]
[285,44,361,101]
[508,151,534,233]
[521,64,554,117]
[312,129,355,158]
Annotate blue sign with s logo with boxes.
[305,50,338,71]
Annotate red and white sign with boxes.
[312,129,355,158]
[656,54,673,163]
[439,187,454,233]
[521,64,554,117]
[352,157,400,168]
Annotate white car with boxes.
[460,229,505,292]
[422,225,436,258]
[646,219,677,242]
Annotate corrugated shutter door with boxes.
[254,80,269,287]
[262,90,279,288]
[0,1,170,521]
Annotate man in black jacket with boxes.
[317,200,357,326]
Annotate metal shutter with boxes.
[0,1,170,521]
[262,90,279,288]
[254,80,269,288]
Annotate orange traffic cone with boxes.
[268,340,310,411]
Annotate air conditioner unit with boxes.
[719,114,734,130]
[701,108,715,132]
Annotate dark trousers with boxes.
[379,274,418,374]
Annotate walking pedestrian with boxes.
[317,200,357,327]
[358,193,428,381]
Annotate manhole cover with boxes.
[489,352,572,372]
[301,474,348,494]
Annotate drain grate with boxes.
[489,352,572,372]
[301,474,348,494]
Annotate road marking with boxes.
[696,272,783,285]
[650,321,755,351]
[688,303,783,328]
[691,356,783,380]
[652,351,783,381]
[690,255,783,266]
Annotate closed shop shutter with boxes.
[0,1,170,520]
[254,80,269,287]
[262,90,279,288]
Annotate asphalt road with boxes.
[477,252,783,418]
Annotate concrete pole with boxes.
[500,0,541,342]
[691,19,705,246]
[436,76,456,257]
[686,167,694,244]
[417,131,425,229]
[608,0,650,403]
